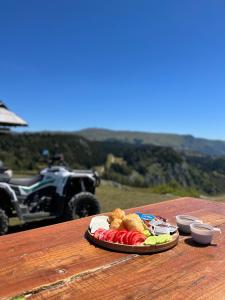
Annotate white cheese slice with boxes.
[89,216,109,233]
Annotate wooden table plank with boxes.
[0,217,131,299]
[31,223,225,300]
[0,197,225,299]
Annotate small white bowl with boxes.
[175,215,202,233]
[190,223,221,245]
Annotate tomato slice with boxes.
[113,230,128,243]
[123,231,133,244]
[131,234,146,245]
[101,230,111,241]
[128,231,140,245]
[93,228,146,245]
[113,230,122,242]
[118,232,128,244]
[107,230,117,242]
[103,230,117,242]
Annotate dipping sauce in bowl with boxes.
[175,215,202,233]
[190,223,221,244]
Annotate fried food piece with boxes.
[123,213,145,233]
[108,208,125,223]
[110,218,126,230]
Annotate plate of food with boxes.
[87,208,179,254]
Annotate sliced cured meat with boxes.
[93,228,106,239]
[98,230,108,241]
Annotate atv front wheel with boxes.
[65,192,100,220]
[0,209,9,235]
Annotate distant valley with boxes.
[76,128,225,157]
[1,131,225,196]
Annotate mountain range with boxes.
[76,128,225,157]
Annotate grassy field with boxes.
[96,181,225,213]
[8,177,225,234]
[96,181,176,212]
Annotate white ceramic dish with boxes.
[175,215,202,233]
[190,223,221,244]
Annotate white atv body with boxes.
[0,166,101,235]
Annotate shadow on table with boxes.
[184,237,218,248]
[178,231,191,237]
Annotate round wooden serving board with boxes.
[87,230,179,254]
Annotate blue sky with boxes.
[0,0,225,140]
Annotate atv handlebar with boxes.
[48,154,68,168]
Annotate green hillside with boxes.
[77,128,225,157]
[1,132,225,196]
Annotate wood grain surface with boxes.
[0,197,225,300]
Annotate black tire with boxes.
[0,209,9,235]
[64,192,100,220]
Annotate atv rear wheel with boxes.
[65,192,100,220]
[0,209,9,235]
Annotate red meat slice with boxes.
[98,230,108,241]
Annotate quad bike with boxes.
[0,159,101,235]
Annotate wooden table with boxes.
[1,197,225,300]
